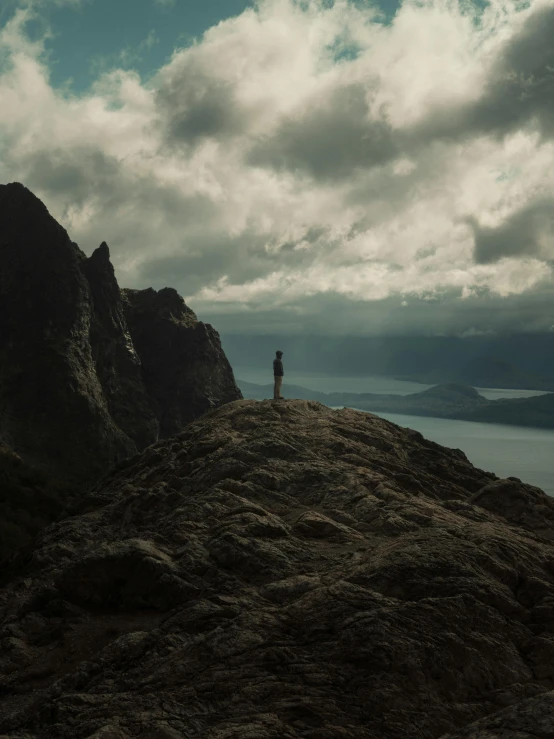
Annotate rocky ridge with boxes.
[0,182,241,484]
[1,399,554,738]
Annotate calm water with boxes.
[234,367,553,496]
[353,411,554,497]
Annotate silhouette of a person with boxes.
[273,350,284,400]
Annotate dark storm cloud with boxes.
[138,234,271,294]
[467,197,554,264]
[19,147,120,206]
[472,4,554,140]
[12,144,218,221]
[195,280,554,337]
[155,59,253,148]
[246,83,398,181]
[137,225,338,294]
[410,4,554,148]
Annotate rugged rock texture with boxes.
[0,182,241,483]
[439,690,554,738]
[81,243,159,451]
[1,399,554,738]
[0,444,75,561]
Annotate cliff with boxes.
[1,399,554,738]
[122,286,241,437]
[0,182,242,484]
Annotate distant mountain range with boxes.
[237,379,554,429]
[223,334,554,391]
[396,356,554,391]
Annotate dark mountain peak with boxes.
[0,181,42,206]
[0,181,82,259]
[89,240,111,262]
[85,242,117,289]
[122,287,240,436]
[0,184,241,483]
[122,285,196,325]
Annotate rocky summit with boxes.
[1,399,554,738]
[0,183,241,483]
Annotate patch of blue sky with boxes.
[1,0,511,95]
[5,0,258,93]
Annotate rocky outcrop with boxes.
[0,182,241,484]
[0,183,136,482]
[122,287,241,437]
[1,399,554,738]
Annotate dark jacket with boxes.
[273,358,284,377]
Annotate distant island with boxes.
[394,356,554,392]
[237,380,554,429]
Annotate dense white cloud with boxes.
[0,0,553,335]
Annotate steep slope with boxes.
[81,242,160,451]
[1,400,554,738]
[0,182,242,484]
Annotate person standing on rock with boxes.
[273,350,284,400]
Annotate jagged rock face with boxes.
[0,183,136,481]
[82,243,160,450]
[0,182,241,483]
[122,287,242,437]
[1,400,554,738]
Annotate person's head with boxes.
[276,350,283,358]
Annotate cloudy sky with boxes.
[0,0,553,336]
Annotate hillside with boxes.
[2,399,554,737]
